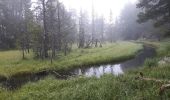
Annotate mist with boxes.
[0,0,170,99]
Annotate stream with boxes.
[0,45,156,90]
[70,45,156,77]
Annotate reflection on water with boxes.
[71,45,156,78]
[73,64,124,78]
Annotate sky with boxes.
[32,0,138,21]
[60,0,138,20]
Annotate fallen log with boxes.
[137,76,170,83]
[159,84,170,95]
[136,72,170,96]
[136,72,170,83]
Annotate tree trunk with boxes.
[57,0,62,51]
[42,0,48,58]
[22,49,25,59]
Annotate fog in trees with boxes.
[0,0,169,60]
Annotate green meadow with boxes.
[0,42,142,78]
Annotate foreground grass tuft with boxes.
[144,58,158,68]
[1,64,170,100]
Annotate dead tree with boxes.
[78,10,86,48]
[56,0,62,51]
[91,1,95,46]
[42,0,49,58]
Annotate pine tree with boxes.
[137,0,170,27]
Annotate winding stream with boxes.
[0,45,156,90]
[69,45,156,77]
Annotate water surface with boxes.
[69,45,156,77]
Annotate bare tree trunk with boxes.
[78,10,85,48]
[21,39,25,59]
[95,39,98,47]
[50,39,53,64]
[101,16,104,44]
[22,47,25,59]
[57,0,62,51]
[42,0,48,58]
[91,2,95,46]
[64,42,67,56]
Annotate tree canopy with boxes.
[137,0,170,27]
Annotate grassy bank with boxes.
[0,65,170,100]
[141,40,170,57]
[0,42,142,78]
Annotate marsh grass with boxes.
[144,58,158,68]
[1,64,170,100]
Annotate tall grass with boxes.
[1,64,170,100]
[157,42,170,56]
[144,58,158,68]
